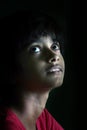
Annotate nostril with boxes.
[51,58,56,62]
[49,57,59,63]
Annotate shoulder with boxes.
[0,107,25,130]
[36,108,64,130]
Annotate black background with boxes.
[0,0,85,129]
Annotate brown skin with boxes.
[17,35,65,92]
[12,35,65,130]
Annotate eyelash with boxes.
[29,42,60,54]
[51,42,60,51]
[29,45,41,54]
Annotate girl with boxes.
[0,9,65,130]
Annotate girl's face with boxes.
[17,35,65,92]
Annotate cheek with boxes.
[24,59,45,77]
[61,55,65,66]
[62,58,65,76]
[63,58,65,69]
[60,55,65,73]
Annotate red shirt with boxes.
[0,107,64,130]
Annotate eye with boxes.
[29,46,41,54]
[51,42,60,51]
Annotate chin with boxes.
[51,79,64,89]
[45,73,64,88]
[46,81,63,91]
[56,82,63,88]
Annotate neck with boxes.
[12,91,49,130]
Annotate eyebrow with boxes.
[22,34,59,50]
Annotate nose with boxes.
[49,55,60,64]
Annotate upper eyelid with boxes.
[27,43,42,50]
[53,41,60,45]
[52,41,60,48]
[27,41,60,50]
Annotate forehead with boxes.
[36,35,54,44]
[28,32,57,45]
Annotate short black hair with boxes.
[0,9,64,74]
[1,9,64,51]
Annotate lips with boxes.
[46,65,63,74]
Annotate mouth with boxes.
[46,65,63,75]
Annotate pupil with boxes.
[53,45,57,49]
[33,47,36,51]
